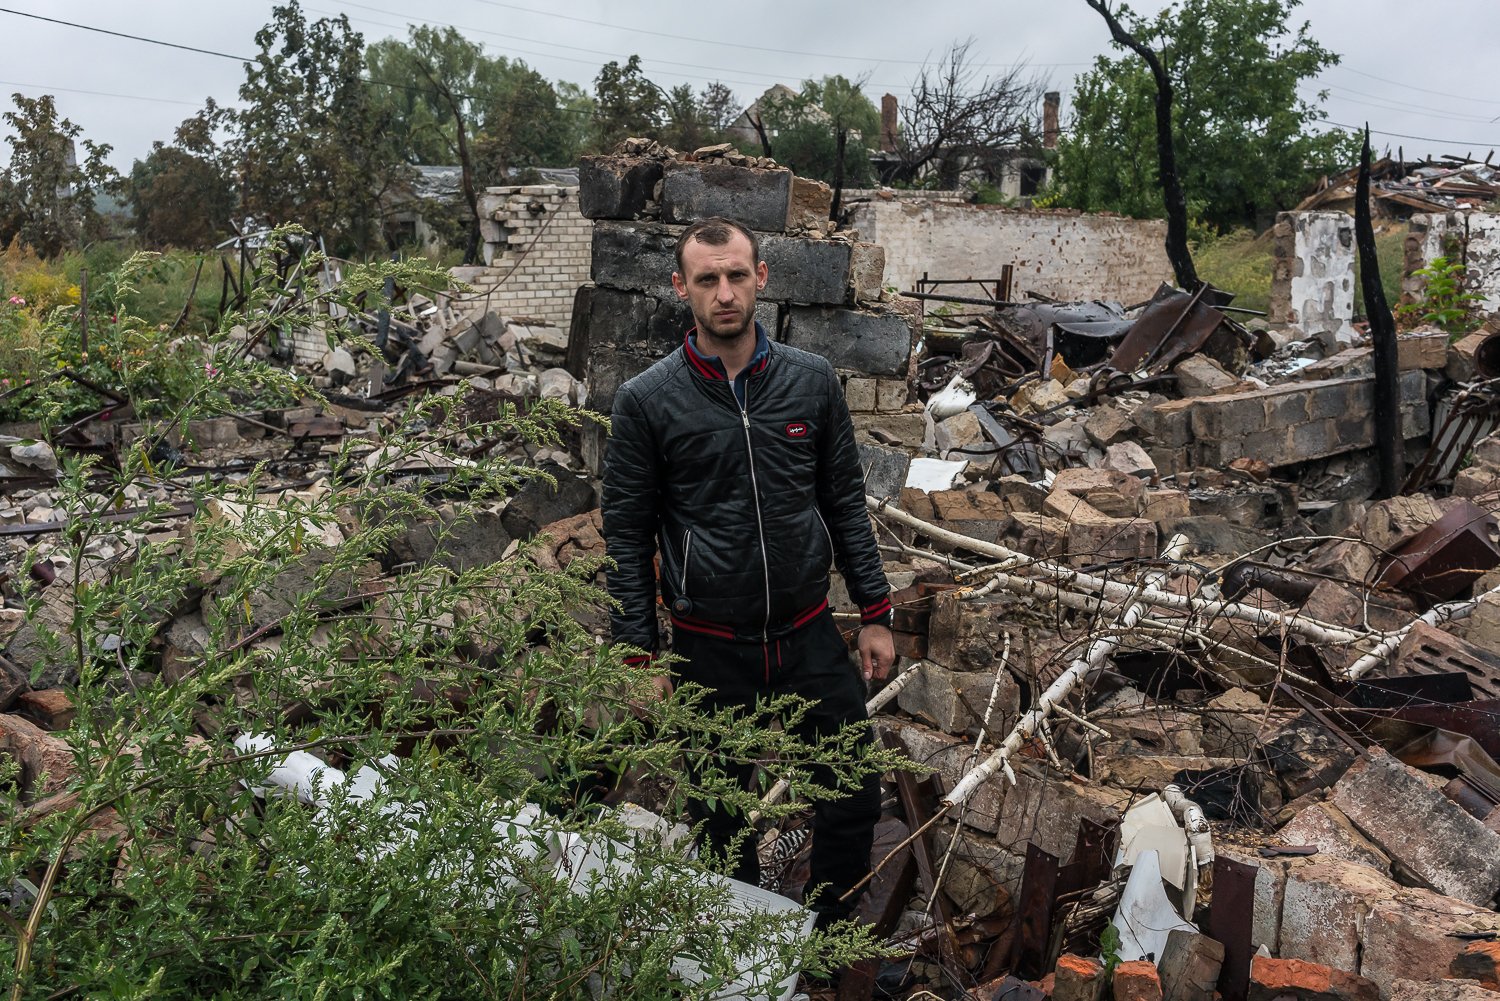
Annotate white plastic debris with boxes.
[905,457,969,492]
[925,374,976,420]
[1109,848,1196,963]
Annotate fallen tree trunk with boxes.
[867,495,1374,648]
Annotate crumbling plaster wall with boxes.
[1407,211,1500,316]
[844,197,1172,302]
[1268,211,1355,340]
[451,185,592,329]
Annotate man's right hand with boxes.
[648,673,674,701]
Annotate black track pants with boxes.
[671,610,882,917]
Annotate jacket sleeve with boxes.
[602,382,662,661]
[814,363,893,628]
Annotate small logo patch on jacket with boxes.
[785,422,808,438]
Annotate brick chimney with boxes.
[880,94,899,152]
[1043,91,1060,149]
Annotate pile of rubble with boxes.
[1299,154,1500,214]
[10,143,1500,1000]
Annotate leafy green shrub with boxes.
[1398,254,1483,335]
[0,243,896,998]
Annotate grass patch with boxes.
[1190,220,1406,320]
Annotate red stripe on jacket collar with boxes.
[681,327,771,380]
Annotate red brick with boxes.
[1451,941,1500,990]
[1249,956,1379,1001]
[1113,960,1164,1001]
[1054,953,1105,1001]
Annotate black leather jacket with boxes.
[603,333,892,655]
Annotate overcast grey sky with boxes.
[2,0,1498,172]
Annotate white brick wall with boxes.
[844,197,1172,303]
[451,185,592,329]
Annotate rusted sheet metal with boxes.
[1209,856,1257,1001]
[1376,501,1500,604]
[1108,282,1233,375]
[1008,842,1061,980]
[1405,380,1500,493]
[838,817,918,1001]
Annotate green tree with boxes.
[0,94,118,258]
[229,3,411,255]
[699,81,739,134]
[591,55,664,151]
[474,61,578,174]
[755,77,880,188]
[126,110,236,249]
[1057,0,1357,233]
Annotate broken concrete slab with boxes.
[1330,747,1500,905]
[1278,802,1391,875]
[895,659,1019,741]
[578,155,663,219]
[1158,929,1224,1001]
[783,304,915,377]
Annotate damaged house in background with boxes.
[6,137,1500,1001]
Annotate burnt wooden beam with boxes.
[1357,125,1403,498]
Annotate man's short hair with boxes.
[674,216,760,274]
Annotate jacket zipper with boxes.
[679,529,694,597]
[739,381,771,643]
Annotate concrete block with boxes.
[1330,747,1500,905]
[1052,467,1146,516]
[578,155,662,219]
[1084,405,1136,447]
[660,160,792,232]
[785,174,832,231]
[1065,514,1157,563]
[875,378,908,412]
[1278,802,1391,874]
[1360,889,1500,997]
[1143,488,1191,525]
[1158,929,1224,1001]
[858,443,909,500]
[1279,857,1394,971]
[1104,441,1157,480]
[760,235,852,305]
[845,376,877,412]
[1173,354,1239,397]
[850,242,886,305]
[590,220,679,296]
[784,304,914,377]
[894,660,1019,740]
[928,826,1022,917]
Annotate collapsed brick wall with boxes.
[843,197,1172,301]
[572,155,919,474]
[450,185,592,330]
[1268,211,1355,340]
[1406,211,1500,316]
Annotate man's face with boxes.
[671,231,768,342]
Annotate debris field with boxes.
[6,145,1500,1001]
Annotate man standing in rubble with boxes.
[601,215,895,927]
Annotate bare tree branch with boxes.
[888,39,1046,189]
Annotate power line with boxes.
[466,0,1087,70]
[0,7,251,61]
[333,0,841,89]
[1317,119,1498,149]
[1340,66,1500,108]
[1320,88,1500,127]
[0,79,201,107]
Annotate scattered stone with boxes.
[1330,747,1500,905]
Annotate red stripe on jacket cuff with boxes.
[860,597,893,623]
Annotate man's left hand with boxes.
[858,624,896,682]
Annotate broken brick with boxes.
[1113,960,1164,1001]
[1450,941,1500,990]
[1053,953,1106,1001]
[1248,956,1379,1001]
